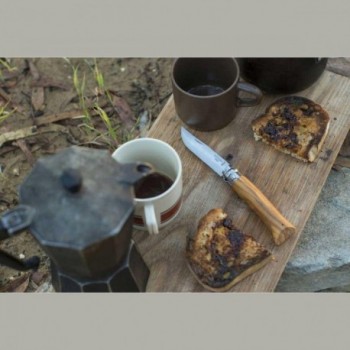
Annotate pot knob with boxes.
[61,169,82,193]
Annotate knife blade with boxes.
[181,127,295,245]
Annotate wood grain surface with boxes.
[132,70,350,292]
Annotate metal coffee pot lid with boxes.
[18,146,152,278]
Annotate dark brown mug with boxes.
[171,57,263,131]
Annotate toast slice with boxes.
[251,96,330,162]
[186,208,273,292]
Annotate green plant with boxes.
[72,65,91,122]
[93,104,118,143]
[65,58,137,150]
[0,102,15,124]
[92,62,115,108]
[0,59,17,80]
[89,59,122,146]
[93,61,105,93]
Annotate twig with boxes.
[1,70,21,81]
[0,124,68,148]
[0,80,17,89]
[0,88,12,102]
[15,140,35,166]
[77,140,107,148]
[34,110,84,126]
[0,145,17,156]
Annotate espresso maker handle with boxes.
[0,205,40,271]
[0,205,36,240]
[0,249,40,271]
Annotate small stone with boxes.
[19,253,25,259]
[12,167,20,176]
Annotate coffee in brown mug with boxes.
[135,172,174,199]
[187,84,225,96]
[171,57,263,132]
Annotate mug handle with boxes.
[144,204,159,235]
[236,82,263,107]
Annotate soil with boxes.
[0,58,173,292]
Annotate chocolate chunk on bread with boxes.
[186,208,273,292]
[251,96,330,162]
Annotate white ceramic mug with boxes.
[112,138,182,234]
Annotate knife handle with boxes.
[231,175,296,245]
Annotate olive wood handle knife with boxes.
[181,127,295,245]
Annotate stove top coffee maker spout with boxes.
[0,146,154,292]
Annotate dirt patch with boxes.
[0,58,173,292]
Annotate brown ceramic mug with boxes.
[171,57,263,131]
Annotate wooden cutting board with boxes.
[132,70,350,292]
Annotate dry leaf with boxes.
[0,273,30,293]
[28,60,40,80]
[31,271,47,285]
[31,87,45,111]
[109,92,135,129]
[28,60,45,111]
[31,77,70,91]
[0,87,24,113]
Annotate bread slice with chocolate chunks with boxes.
[186,208,273,292]
[251,96,330,162]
